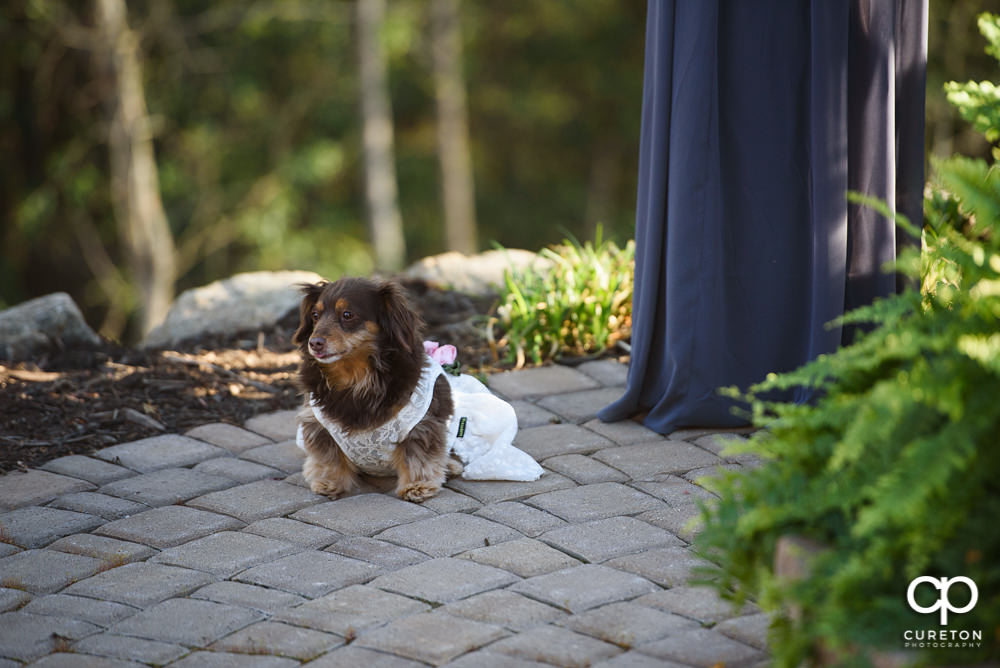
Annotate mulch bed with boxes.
[0,281,501,474]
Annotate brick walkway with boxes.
[0,360,768,667]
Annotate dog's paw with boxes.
[397,481,440,503]
[446,457,464,478]
[310,479,346,498]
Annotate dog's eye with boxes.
[341,310,354,321]
[311,310,320,322]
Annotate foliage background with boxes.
[0,0,995,341]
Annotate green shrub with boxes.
[694,14,1000,667]
[491,231,633,366]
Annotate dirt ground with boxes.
[0,281,502,473]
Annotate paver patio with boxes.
[0,359,767,666]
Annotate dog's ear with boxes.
[377,281,424,355]
[293,282,326,345]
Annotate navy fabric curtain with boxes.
[599,0,927,433]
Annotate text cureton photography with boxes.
[903,576,983,650]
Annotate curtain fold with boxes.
[600,0,927,433]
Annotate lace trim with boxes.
[310,356,443,475]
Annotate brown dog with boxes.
[293,277,461,502]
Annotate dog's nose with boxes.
[308,337,325,352]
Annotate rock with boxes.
[402,249,553,296]
[142,271,324,349]
[0,292,102,360]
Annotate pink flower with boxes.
[424,340,457,366]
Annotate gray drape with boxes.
[600,1,927,432]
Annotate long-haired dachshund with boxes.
[293,277,462,503]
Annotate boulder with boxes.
[402,249,552,296]
[142,270,324,348]
[0,293,102,360]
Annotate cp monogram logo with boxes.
[906,576,978,625]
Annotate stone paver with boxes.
[0,549,104,594]
[22,594,136,627]
[583,417,664,445]
[194,456,284,482]
[2,360,771,666]
[0,611,101,662]
[188,479,323,523]
[192,581,307,613]
[356,611,507,665]
[374,512,522,557]
[186,422,274,452]
[0,588,31,613]
[290,494,433,536]
[239,442,306,474]
[244,410,298,441]
[99,467,236,506]
[443,589,569,631]
[446,472,575,504]
[40,455,135,486]
[460,537,580,577]
[715,611,771,650]
[488,365,600,399]
[111,597,263,646]
[151,531,301,577]
[486,624,623,667]
[605,546,713,588]
[96,505,244,549]
[235,550,380,598]
[273,584,428,636]
[636,504,705,543]
[0,506,103,548]
[0,469,95,511]
[170,652,299,668]
[541,453,630,484]
[47,533,156,564]
[539,516,684,563]
[243,517,341,549]
[637,627,764,666]
[211,620,342,660]
[562,601,699,647]
[594,440,722,478]
[324,536,427,568]
[513,423,614,460]
[72,633,189,665]
[93,434,227,472]
[474,501,568,537]
[637,584,752,623]
[510,400,561,428]
[576,359,630,386]
[371,557,519,604]
[510,564,659,613]
[48,491,149,520]
[64,562,215,608]
[537,387,630,423]
[526,482,663,522]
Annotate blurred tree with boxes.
[94,0,176,335]
[431,0,477,254]
[357,0,406,272]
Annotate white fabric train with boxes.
[295,355,544,481]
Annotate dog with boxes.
[293,277,462,503]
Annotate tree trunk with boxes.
[430,0,478,254]
[94,0,177,337]
[357,0,406,272]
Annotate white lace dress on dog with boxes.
[295,356,544,481]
